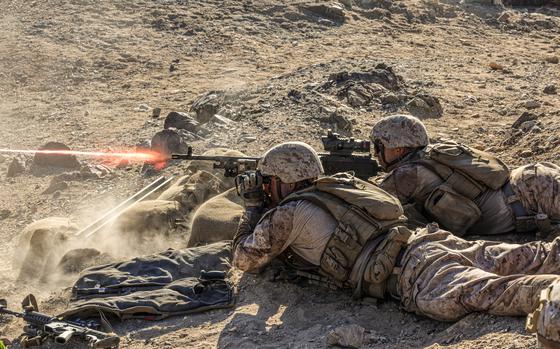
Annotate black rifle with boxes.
[319,130,380,180]
[0,295,119,348]
[172,131,380,180]
[171,147,260,177]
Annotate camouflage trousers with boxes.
[397,225,560,322]
[510,162,560,221]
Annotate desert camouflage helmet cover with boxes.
[259,142,324,183]
[371,114,429,148]
[527,280,560,348]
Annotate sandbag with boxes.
[62,242,233,320]
[113,200,183,237]
[16,217,79,281]
[188,188,243,247]
[157,170,226,213]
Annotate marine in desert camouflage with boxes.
[231,141,560,346]
[371,114,560,238]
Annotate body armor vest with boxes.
[280,173,408,298]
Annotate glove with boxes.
[235,171,266,208]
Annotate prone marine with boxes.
[231,141,560,348]
[371,114,560,238]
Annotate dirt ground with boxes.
[0,0,559,348]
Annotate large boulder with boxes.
[188,188,244,247]
[150,129,189,156]
[164,111,199,132]
[33,142,81,169]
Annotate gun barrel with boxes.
[171,154,260,162]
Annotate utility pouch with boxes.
[425,185,481,236]
[361,226,411,299]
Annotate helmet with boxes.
[371,114,429,148]
[527,281,560,348]
[259,142,323,183]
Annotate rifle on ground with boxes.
[171,131,380,180]
[0,295,119,348]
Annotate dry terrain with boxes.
[0,0,559,348]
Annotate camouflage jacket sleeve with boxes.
[232,202,297,273]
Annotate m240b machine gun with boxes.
[0,296,119,348]
[171,131,380,180]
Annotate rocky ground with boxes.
[0,0,559,348]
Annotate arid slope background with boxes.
[0,0,559,348]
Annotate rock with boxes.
[406,93,443,118]
[190,92,222,123]
[7,156,27,177]
[497,12,511,23]
[209,114,234,126]
[0,209,11,220]
[330,111,353,132]
[33,142,81,169]
[531,126,542,133]
[524,100,541,109]
[544,56,559,64]
[520,120,536,133]
[43,179,68,194]
[164,111,199,132]
[519,150,533,158]
[347,89,368,107]
[137,104,150,112]
[0,154,5,164]
[544,84,557,95]
[150,129,190,157]
[51,172,82,183]
[326,324,365,348]
[488,62,505,70]
[512,111,538,129]
[80,164,112,179]
[366,8,391,20]
[381,93,400,105]
[240,136,257,143]
[302,3,345,22]
[152,107,162,118]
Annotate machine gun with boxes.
[171,147,260,177]
[0,295,119,348]
[319,130,380,180]
[171,131,380,180]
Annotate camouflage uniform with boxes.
[372,114,560,236]
[378,156,516,235]
[233,204,560,322]
[399,224,560,321]
[233,201,336,273]
[234,139,560,325]
[378,157,560,237]
[510,163,560,225]
[526,280,560,348]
